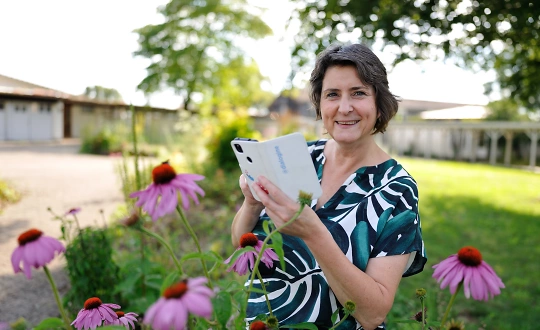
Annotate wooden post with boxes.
[470,130,479,163]
[424,129,432,159]
[526,130,538,170]
[487,131,500,165]
[504,131,514,166]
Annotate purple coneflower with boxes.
[11,228,65,279]
[65,207,81,216]
[104,311,138,330]
[224,233,279,276]
[144,277,214,330]
[129,161,205,221]
[432,246,505,301]
[71,297,120,330]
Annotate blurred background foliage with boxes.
[0,178,21,214]
[288,0,540,114]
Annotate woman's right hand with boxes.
[239,174,263,207]
[231,174,265,246]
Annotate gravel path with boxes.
[0,141,125,325]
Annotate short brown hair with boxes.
[309,44,399,134]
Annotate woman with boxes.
[231,44,426,330]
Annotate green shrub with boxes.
[80,125,127,155]
[205,109,261,171]
[63,227,120,315]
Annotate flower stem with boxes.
[440,282,463,327]
[421,297,425,330]
[329,312,351,330]
[130,104,142,191]
[176,206,213,289]
[43,266,71,330]
[256,269,274,317]
[140,226,183,276]
[246,203,306,306]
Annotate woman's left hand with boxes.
[252,176,321,239]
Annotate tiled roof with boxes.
[0,74,71,99]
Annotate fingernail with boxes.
[258,183,269,194]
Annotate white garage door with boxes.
[6,102,30,140]
[5,101,54,141]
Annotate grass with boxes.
[388,158,540,329]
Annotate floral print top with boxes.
[246,139,427,329]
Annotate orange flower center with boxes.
[115,311,125,317]
[84,297,102,310]
[250,320,267,330]
[17,229,43,246]
[457,246,482,266]
[163,281,188,299]
[240,233,259,247]
[152,161,177,184]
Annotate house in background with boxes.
[0,74,179,142]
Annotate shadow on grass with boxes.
[390,193,539,329]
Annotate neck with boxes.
[326,137,389,169]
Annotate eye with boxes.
[353,90,366,97]
[325,92,338,98]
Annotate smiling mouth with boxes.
[336,120,360,125]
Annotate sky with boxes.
[0,0,495,109]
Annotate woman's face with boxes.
[320,65,378,145]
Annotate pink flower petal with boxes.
[469,268,487,301]
[143,298,163,323]
[171,301,189,330]
[11,246,23,274]
[462,267,473,299]
[183,292,213,318]
[448,264,465,294]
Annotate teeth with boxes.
[336,121,359,125]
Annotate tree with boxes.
[288,0,540,111]
[83,86,123,102]
[133,0,272,112]
[485,98,528,121]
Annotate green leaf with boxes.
[330,308,339,325]
[269,231,285,270]
[262,219,272,235]
[113,270,142,294]
[144,273,164,291]
[280,322,319,329]
[212,291,233,327]
[34,317,65,330]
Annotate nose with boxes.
[338,97,352,114]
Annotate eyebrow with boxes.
[322,86,369,93]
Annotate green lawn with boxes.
[388,158,540,329]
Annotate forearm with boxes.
[231,201,265,247]
[303,227,394,329]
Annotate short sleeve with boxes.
[368,176,426,277]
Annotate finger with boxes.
[257,176,294,205]
[252,180,278,209]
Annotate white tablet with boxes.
[231,132,322,202]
